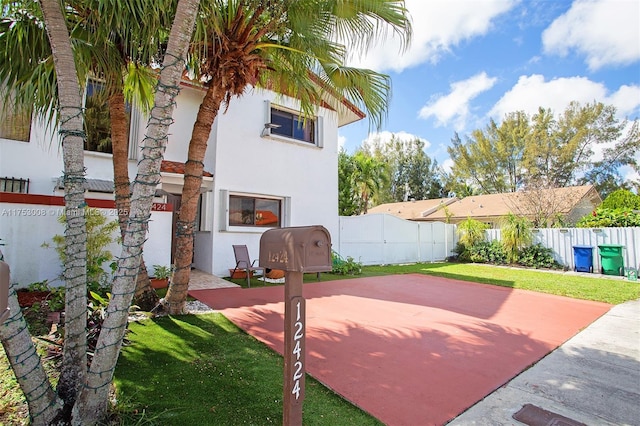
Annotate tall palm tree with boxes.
[0,0,201,422]
[0,0,173,309]
[0,0,87,423]
[164,0,411,314]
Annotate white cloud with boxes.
[441,158,455,174]
[418,72,498,130]
[338,135,347,150]
[489,74,640,120]
[542,0,640,70]
[349,0,516,72]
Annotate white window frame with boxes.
[220,189,291,233]
[262,100,323,148]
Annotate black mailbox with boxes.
[0,260,10,323]
[260,226,332,273]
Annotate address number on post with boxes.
[290,296,305,400]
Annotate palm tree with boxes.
[352,150,390,214]
[501,212,533,263]
[0,0,172,309]
[0,0,201,422]
[163,0,411,314]
[0,0,87,423]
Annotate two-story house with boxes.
[0,81,363,284]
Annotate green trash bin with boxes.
[598,244,625,276]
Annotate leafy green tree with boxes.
[338,149,359,216]
[448,112,528,194]
[600,189,640,210]
[500,213,533,263]
[526,102,637,189]
[576,208,640,227]
[447,102,639,195]
[362,134,443,202]
[48,208,119,287]
[165,0,412,314]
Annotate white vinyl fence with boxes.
[336,214,457,265]
[337,214,639,274]
[486,227,640,272]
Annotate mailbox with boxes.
[0,260,10,323]
[260,226,332,273]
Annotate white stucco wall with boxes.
[205,89,340,276]
[0,202,171,287]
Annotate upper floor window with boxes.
[84,80,116,154]
[0,97,31,142]
[263,101,322,147]
[229,195,281,227]
[270,108,315,144]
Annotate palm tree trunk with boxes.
[164,84,224,315]
[0,283,62,425]
[39,0,88,421]
[108,91,158,311]
[73,0,201,422]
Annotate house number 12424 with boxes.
[291,299,304,399]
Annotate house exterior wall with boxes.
[1,84,343,280]
[204,88,340,277]
[0,197,171,286]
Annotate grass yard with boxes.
[361,262,639,304]
[231,262,639,304]
[113,313,382,425]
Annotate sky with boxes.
[338,0,640,185]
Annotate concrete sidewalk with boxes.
[449,298,640,425]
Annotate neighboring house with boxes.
[366,198,458,220]
[367,185,602,229]
[0,81,364,283]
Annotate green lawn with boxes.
[232,262,639,305]
[114,314,382,425]
[358,262,639,304]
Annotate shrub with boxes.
[455,218,489,261]
[467,240,507,264]
[576,207,640,228]
[517,244,562,269]
[600,189,640,210]
[331,252,362,275]
[43,207,119,294]
[457,218,489,248]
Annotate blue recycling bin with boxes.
[573,245,593,273]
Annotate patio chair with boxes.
[232,245,265,287]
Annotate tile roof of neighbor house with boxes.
[366,185,601,222]
[424,185,600,221]
[161,160,213,177]
[367,198,457,220]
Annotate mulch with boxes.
[190,274,611,426]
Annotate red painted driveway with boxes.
[190,274,611,426]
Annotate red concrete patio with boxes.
[189,274,611,426]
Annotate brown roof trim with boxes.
[161,160,213,178]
